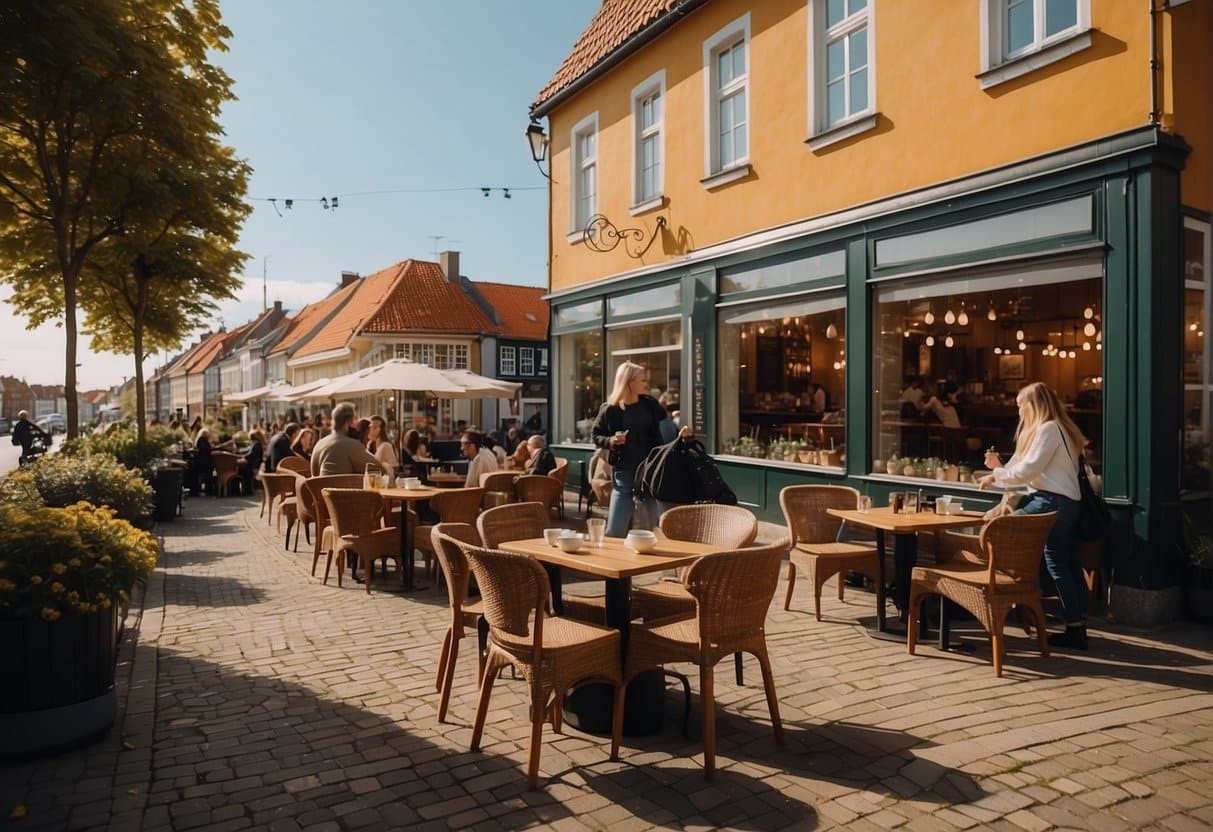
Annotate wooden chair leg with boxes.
[470,654,501,752]
[438,633,460,724]
[837,571,845,601]
[1031,603,1050,657]
[755,648,784,743]
[783,562,797,611]
[525,678,545,790]
[991,622,1005,677]
[700,662,716,779]
[435,629,452,692]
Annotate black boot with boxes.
[1048,624,1088,650]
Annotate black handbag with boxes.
[1058,427,1110,541]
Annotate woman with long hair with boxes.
[367,415,398,471]
[291,427,317,460]
[979,381,1088,648]
[591,361,690,537]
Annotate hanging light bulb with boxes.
[987,304,997,321]
[1083,306,1094,320]
[925,335,935,346]
[1096,343,1102,350]
[1191,322,1199,332]
[1083,322,1096,337]
[944,308,956,325]
[1041,347,1049,356]
[903,330,910,338]
[924,309,935,326]
[945,335,954,348]
[994,346,1003,355]
[825,322,838,339]
[1018,341,1027,351]
[1015,329,1025,341]
[832,360,842,370]
[1083,341,1092,351]
[957,308,969,326]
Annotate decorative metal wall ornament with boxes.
[583,214,667,259]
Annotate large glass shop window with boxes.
[1183,219,1211,494]
[718,293,847,467]
[872,259,1103,482]
[556,329,604,442]
[606,317,682,421]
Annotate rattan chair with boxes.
[908,512,1057,676]
[211,452,241,497]
[430,524,485,723]
[278,472,306,550]
[414,487,484,582]
[297,475,363,573]
[779,485,880,620]
[479,470,518,510]
[259,471,297,527]
[549,458,569,519]
[514,474,563,521]
[476,501,552,549]
[321,487,403,594]
[619,541,788,779]
[277,456,310,475]
[463,543,623,790]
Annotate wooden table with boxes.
[426,471,466,488]
[826,506,986,638]
[499,535,725,735]
[379,485,442,590]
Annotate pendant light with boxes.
[944,307,956,325]
[957,303,969,326]
[925,335,935,346]
[1083,321,1096,337]
[944,335,954,348]
[825,322,838,340]
[924,305,935,326]
[1018,341,1027,351]
[987,301,997,321]
[994,346,1003,354]
[1015,328,1025,341]
[1083,305,1094,320]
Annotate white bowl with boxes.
[556,535,585,553]
[625,531,657,553]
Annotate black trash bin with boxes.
[151,466,185,522]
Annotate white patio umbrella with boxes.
[439,368,522,399]
[270,377,333,402]
[325,359,466,397]
[225,383,285,404]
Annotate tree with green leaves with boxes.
[0,0,248,440]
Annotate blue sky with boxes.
[2,0,599,389]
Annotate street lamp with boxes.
[525,122,550,179]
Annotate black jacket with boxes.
[590,395,668,470]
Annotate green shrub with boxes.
[0,502,158,621]
[60,425,178,479]
[0,454,154,524]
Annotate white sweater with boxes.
[992,420,1081,501]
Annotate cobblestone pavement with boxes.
[3,494,1212,831]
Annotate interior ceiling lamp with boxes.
[944,335,955,348]
[924,305,935,326]
[925,335,935,346]
[1083,321,1097,337]
[1083,305,1095,320]
[1015,328,1025,341]
[987,300,997,321]
[994,346,1003,354]
[525,122,551,180]
[825,322,838,339]
[1019,341,1027,351]
[957,303,969,326]
[944,306,956,325]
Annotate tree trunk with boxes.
[133,256,149,442]
[64,271,80,441]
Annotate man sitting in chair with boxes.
[523,434,557,476]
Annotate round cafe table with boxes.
[377,485,442,591]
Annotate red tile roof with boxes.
[361,260,498,335]
[292,263,409,358]
[268,280,361,357]
[474,283,549,341]
[532,0,693,114]
[181,330,232,373]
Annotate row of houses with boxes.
[147,252,549,436]
[1,377,112,426]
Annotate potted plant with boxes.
[0,501,158,758]
[0,454,154,527]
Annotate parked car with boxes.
[0,417,9,435]
[36,413,66,434]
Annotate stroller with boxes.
[17,427,52,466]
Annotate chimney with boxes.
[340,270,360,287]
[273,300,283,314]
[440,250,459,283]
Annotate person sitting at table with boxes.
[366,415,398,472]
[923,384,962,428]
[194,427,233,496]
[509,433,531,469]
[237,429,266,493]
[311,402,381,476]
[899,376,927,417]
[399,428,421,465]
[502,425,521,455]
[523,434,557,476]
[483,431,508,467]
[291,426,316,460]
[267,422,300,472]
[461,429,499,487]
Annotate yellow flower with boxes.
[100,556,113,565]
[67,591,80,602]
[68,558,82,568]
[51,563,67,575]
[0,579,15,592]
[30,575,43,585]
[40,608,61,622]
[51,582,65,594]
[99,598,112,609]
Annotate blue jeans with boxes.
[605,467,669,537]
[1016,490,1086,624]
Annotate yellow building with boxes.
[530,0,1211,624]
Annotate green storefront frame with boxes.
[550,126,1191,604]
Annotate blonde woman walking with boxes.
[978,382,1088,649]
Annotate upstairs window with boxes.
[703,15,750,179]
[812,0,872,135]
[500,346,516,376]
[632,71,665,209]
[520,347,535,376]
[981,0,1090,87]
[569,113,598,236]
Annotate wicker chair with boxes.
[297,475,364,573]
[514,474,564,521]
[430,524,485,723]
[277,456,310,475]
[321,487,403,594]
[414,487,484,582]
[477,501,551,549]
[278,472,306,550]
[549,458,569,519]
[908,512,1057,677]
[259,471,297,527]
[463,543,623,790]
[619,541,788,778]
[479,470,518,510]
[779,485,880,620]
[211,452,241,497]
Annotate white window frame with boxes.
[500,346,516,376]
[702,14,751,188]
[979,0,1091,89]
[1184,216,1212,495]
[568,112,598,240]
[631,70,666,213]
[807,0,877,151]
[519,347,535,376]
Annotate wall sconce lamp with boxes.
[525,122,551,180]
